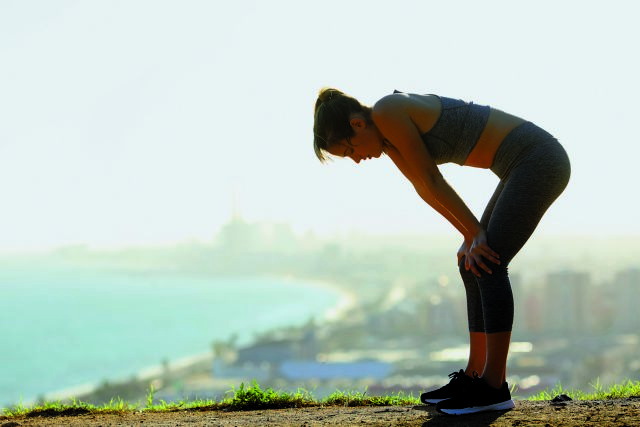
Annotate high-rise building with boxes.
[611,268,640,333]
[543,270,591,334]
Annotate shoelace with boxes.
[448,370,467,382]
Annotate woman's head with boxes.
[313,88,383,164]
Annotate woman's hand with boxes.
[457,240,470,266]
[459,229,500,277]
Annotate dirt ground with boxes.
[2,398,639,426]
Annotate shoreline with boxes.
[2,275,354,409]
[277,274,358,322]
[41,351,215,405]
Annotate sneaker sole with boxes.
[421,398,447,404]
[437,399,515,415]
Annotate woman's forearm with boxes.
[416,186,469,237]
[416,177,482,241]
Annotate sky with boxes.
[0,0,638,251]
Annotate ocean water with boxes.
[0,267,342,407]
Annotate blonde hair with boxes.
[313,88,371,163]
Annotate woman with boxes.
[312,88,570,415]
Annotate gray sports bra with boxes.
[394,90,490,165]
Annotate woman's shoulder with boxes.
[373,91,411,112]
[373,92,409,107]
[373,92,442,134]
[376,91,441,108]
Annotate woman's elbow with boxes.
[414,183,436,202]
[415,174,444,200]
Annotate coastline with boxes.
[2,275,353,410]
[278,274,357,322]
[2,352,216,409]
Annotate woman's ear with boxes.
[349,115,366,129]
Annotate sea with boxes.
[0,266,344,408]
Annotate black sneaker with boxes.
[435,374,515,415]
[420,369,472,404]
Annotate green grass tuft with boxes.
[324,388,418,407]
[527,378,640,401]
[220,380,316,411]
[1,398,136,418]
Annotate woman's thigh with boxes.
[484,142,570,264]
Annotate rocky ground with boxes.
[1,398,639,426]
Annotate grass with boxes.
[1,379,639,419]
[0,397,138,418]
[527,378,640,401]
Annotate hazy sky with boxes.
[1,0,638,251]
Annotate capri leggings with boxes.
[461,122,571,333]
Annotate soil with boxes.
[2,398,639,426]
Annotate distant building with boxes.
[279,360,392,381]
[521,293,544,334]
[213,336,303,382]
[236,338,299,365]
[423,292,466,336]
[216,214,299,254]
[543,270,591,334]
[216,214,262,254]
[611,268,640,333]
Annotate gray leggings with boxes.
[461,122,571,333]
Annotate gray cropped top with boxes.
[394,91,491,165]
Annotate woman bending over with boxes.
[312,88,570,415]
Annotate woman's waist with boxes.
[464,108,527,169]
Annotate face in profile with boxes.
[326,116,385,164]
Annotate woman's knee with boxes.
[458,256,478,285]
[479,260,510,283]
[459,255,511,282]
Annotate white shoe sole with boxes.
[421,398,447,404]
[438,399,515,415]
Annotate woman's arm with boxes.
[373,98,482,241]
[384,144,470,237]
[374,96,500,275]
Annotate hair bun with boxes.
[318,87,343,103]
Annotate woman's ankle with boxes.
[464,367,480,377]
[480,374,506,389]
